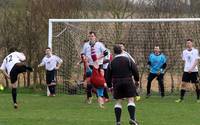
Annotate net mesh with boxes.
[51,21,200,95]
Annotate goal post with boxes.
[48,18,200,95]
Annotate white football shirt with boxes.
[40,55,63,71]
[0,52,26,75]
[82,41,106,65]
[182,48,199,72]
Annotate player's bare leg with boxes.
[98,96,105,109]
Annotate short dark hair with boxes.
[118,42,125,46]
[45,47,51,50]
[80,53,85,56]
[113,45,122,54]
[187,39,192,42]
[8,47,17,53]
[89,31,96,37]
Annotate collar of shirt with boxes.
[187,47,194,51]
[115,53,127,58]
[46,54,53,58]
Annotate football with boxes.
[0,84,4,91]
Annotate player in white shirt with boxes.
[81,31,108,104]
[176,39,200,103]
[82,35,107,66]
[38,47,63,97]
[0,47,33,109]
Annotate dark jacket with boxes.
[106,54,139,88]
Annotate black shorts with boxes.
[10,64,27,84]
[46,70,57,85]
[182,72,199,83]
[112,77,136,99]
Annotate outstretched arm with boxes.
[0,69,9,79]
[0,60,9,78]
[38,63,44,68]
[55,60,63,70]
[38,57,45,68]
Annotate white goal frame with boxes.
[47,18,200,96]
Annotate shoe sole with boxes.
[129,120,139,125]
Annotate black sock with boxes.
[52,85,56,94]
[161,93,165,97]
[114,107,122,123]
[128,104,136,120]
[196,89,200,100]
[103,88,109,99]
[136,92,139,96]
[180,89,186,100]
[159,83,165,97]
[87,84,92,99]
[48,86,53,94]
[147,81,151,95]
[12,88,17,104]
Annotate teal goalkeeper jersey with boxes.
[148,53,167,74]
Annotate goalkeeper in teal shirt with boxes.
[146,46,167,98]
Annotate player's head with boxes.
[186,39,193,49]
[154,46,160,55]
[45,47,52,56]
[8,47,17,53]
[119,42,125,51]
[88,31,97,42]
[113,44,122,55]
[80,53,86,60]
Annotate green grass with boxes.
[0,93,200,125]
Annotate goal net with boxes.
[48,18,200,95]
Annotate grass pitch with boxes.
[0,93,200,125]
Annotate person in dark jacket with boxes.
[106,45,140,125]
